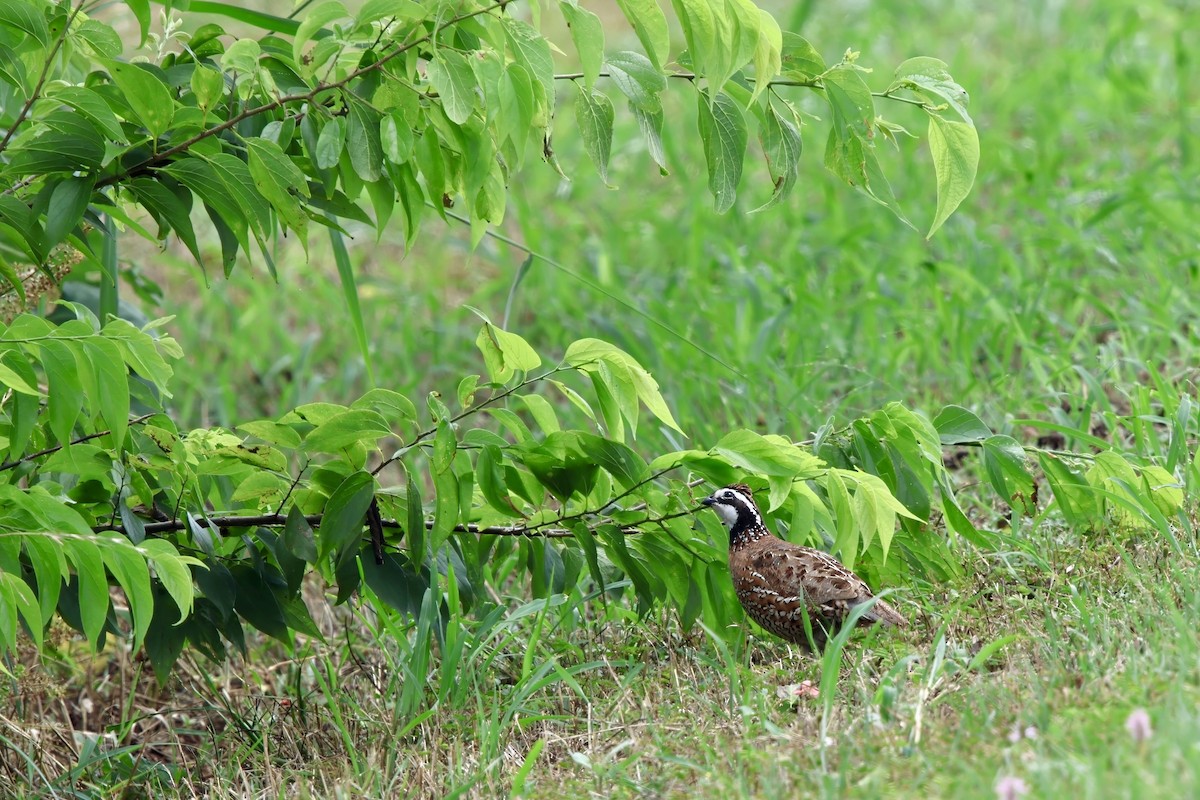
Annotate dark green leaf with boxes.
[347,98,384,182]
[362,551,429,617]
[319,470,376,565]
[0,0,49,46]
[231,565,289,642]
[478,443,524,518]
[576,433,648,490]
[43,176,91,248]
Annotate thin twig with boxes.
[0,413,155,472]
[90,511,680,539]
[0,0,89,157]
[370,365,567,476]
[81,0,515,193]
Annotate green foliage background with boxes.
[0,0,1198,796]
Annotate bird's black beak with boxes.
[700,496,715,507]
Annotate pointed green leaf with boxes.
[559,1,604,89]
[697,90,747,213]
[575,87,615,185]
[926,114,979,237]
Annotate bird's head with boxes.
[700,483,761,533]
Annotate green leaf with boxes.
[352,388,417,424]
[283,505,319,562]
[9,112,104,174]
[128,176,203,264]
[315,117,346,170]
[779,32,825,81]
[576,433,648,490]
[932,405,992,444]
[428,49,478,125]
[246,136,310,230]
[559,1,604,89]
[615,0,670,69]
[982,435,1035,510]
[750,8,782,103]
[631,104,668,175]
[357,0,425,25]
[137,539,199,622]
[1038,452,1100,527]
[496,64,535,155]
[122,0,150,44]
[752,100,801,212]
[1142,465,1184,516]
[518,432,600,503]
[925,115,979,237]
[104,61,174,139]
[347,98,385,182]
[697,91,747,213]
[713,429,823,478]
[474,320,542,383]
[39,340,84,445]
[0,0,49,47]
[64,538,109,647]
[305,409,392,453]
[190,65,225,113]
[46,86,126,143]
[85,337,130,449]
[75,19,123,58]
[605,50,666,113]
[319,470,376,565]
[220,38,261,74]
[518,393,559,434]
[564,338,682,435]
[0,572,41,651]
[503,19,555,103]
[478,443,524,518]
[380,111,413,164]
[21,535,65,626]
[187,1,300,34]
[575,87,615,185]
[293,0,346,68]
[231,565,289,642]
[0,351,40,396]
[145,589,187,684]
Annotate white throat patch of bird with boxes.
[699,482,907,650]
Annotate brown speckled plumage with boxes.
[701,483,906,649]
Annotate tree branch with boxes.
[84,0,516,193]
[89,509,693,539]
[0,413,155,472]
[370,365,567,476]
[0,0,89,158]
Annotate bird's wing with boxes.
[749,543,907,627]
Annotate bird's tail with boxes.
[862,597,907,627]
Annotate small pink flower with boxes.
[1126,708,1152,743]
[995,775,1028,800]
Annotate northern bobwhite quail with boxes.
[700,483,907,649]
